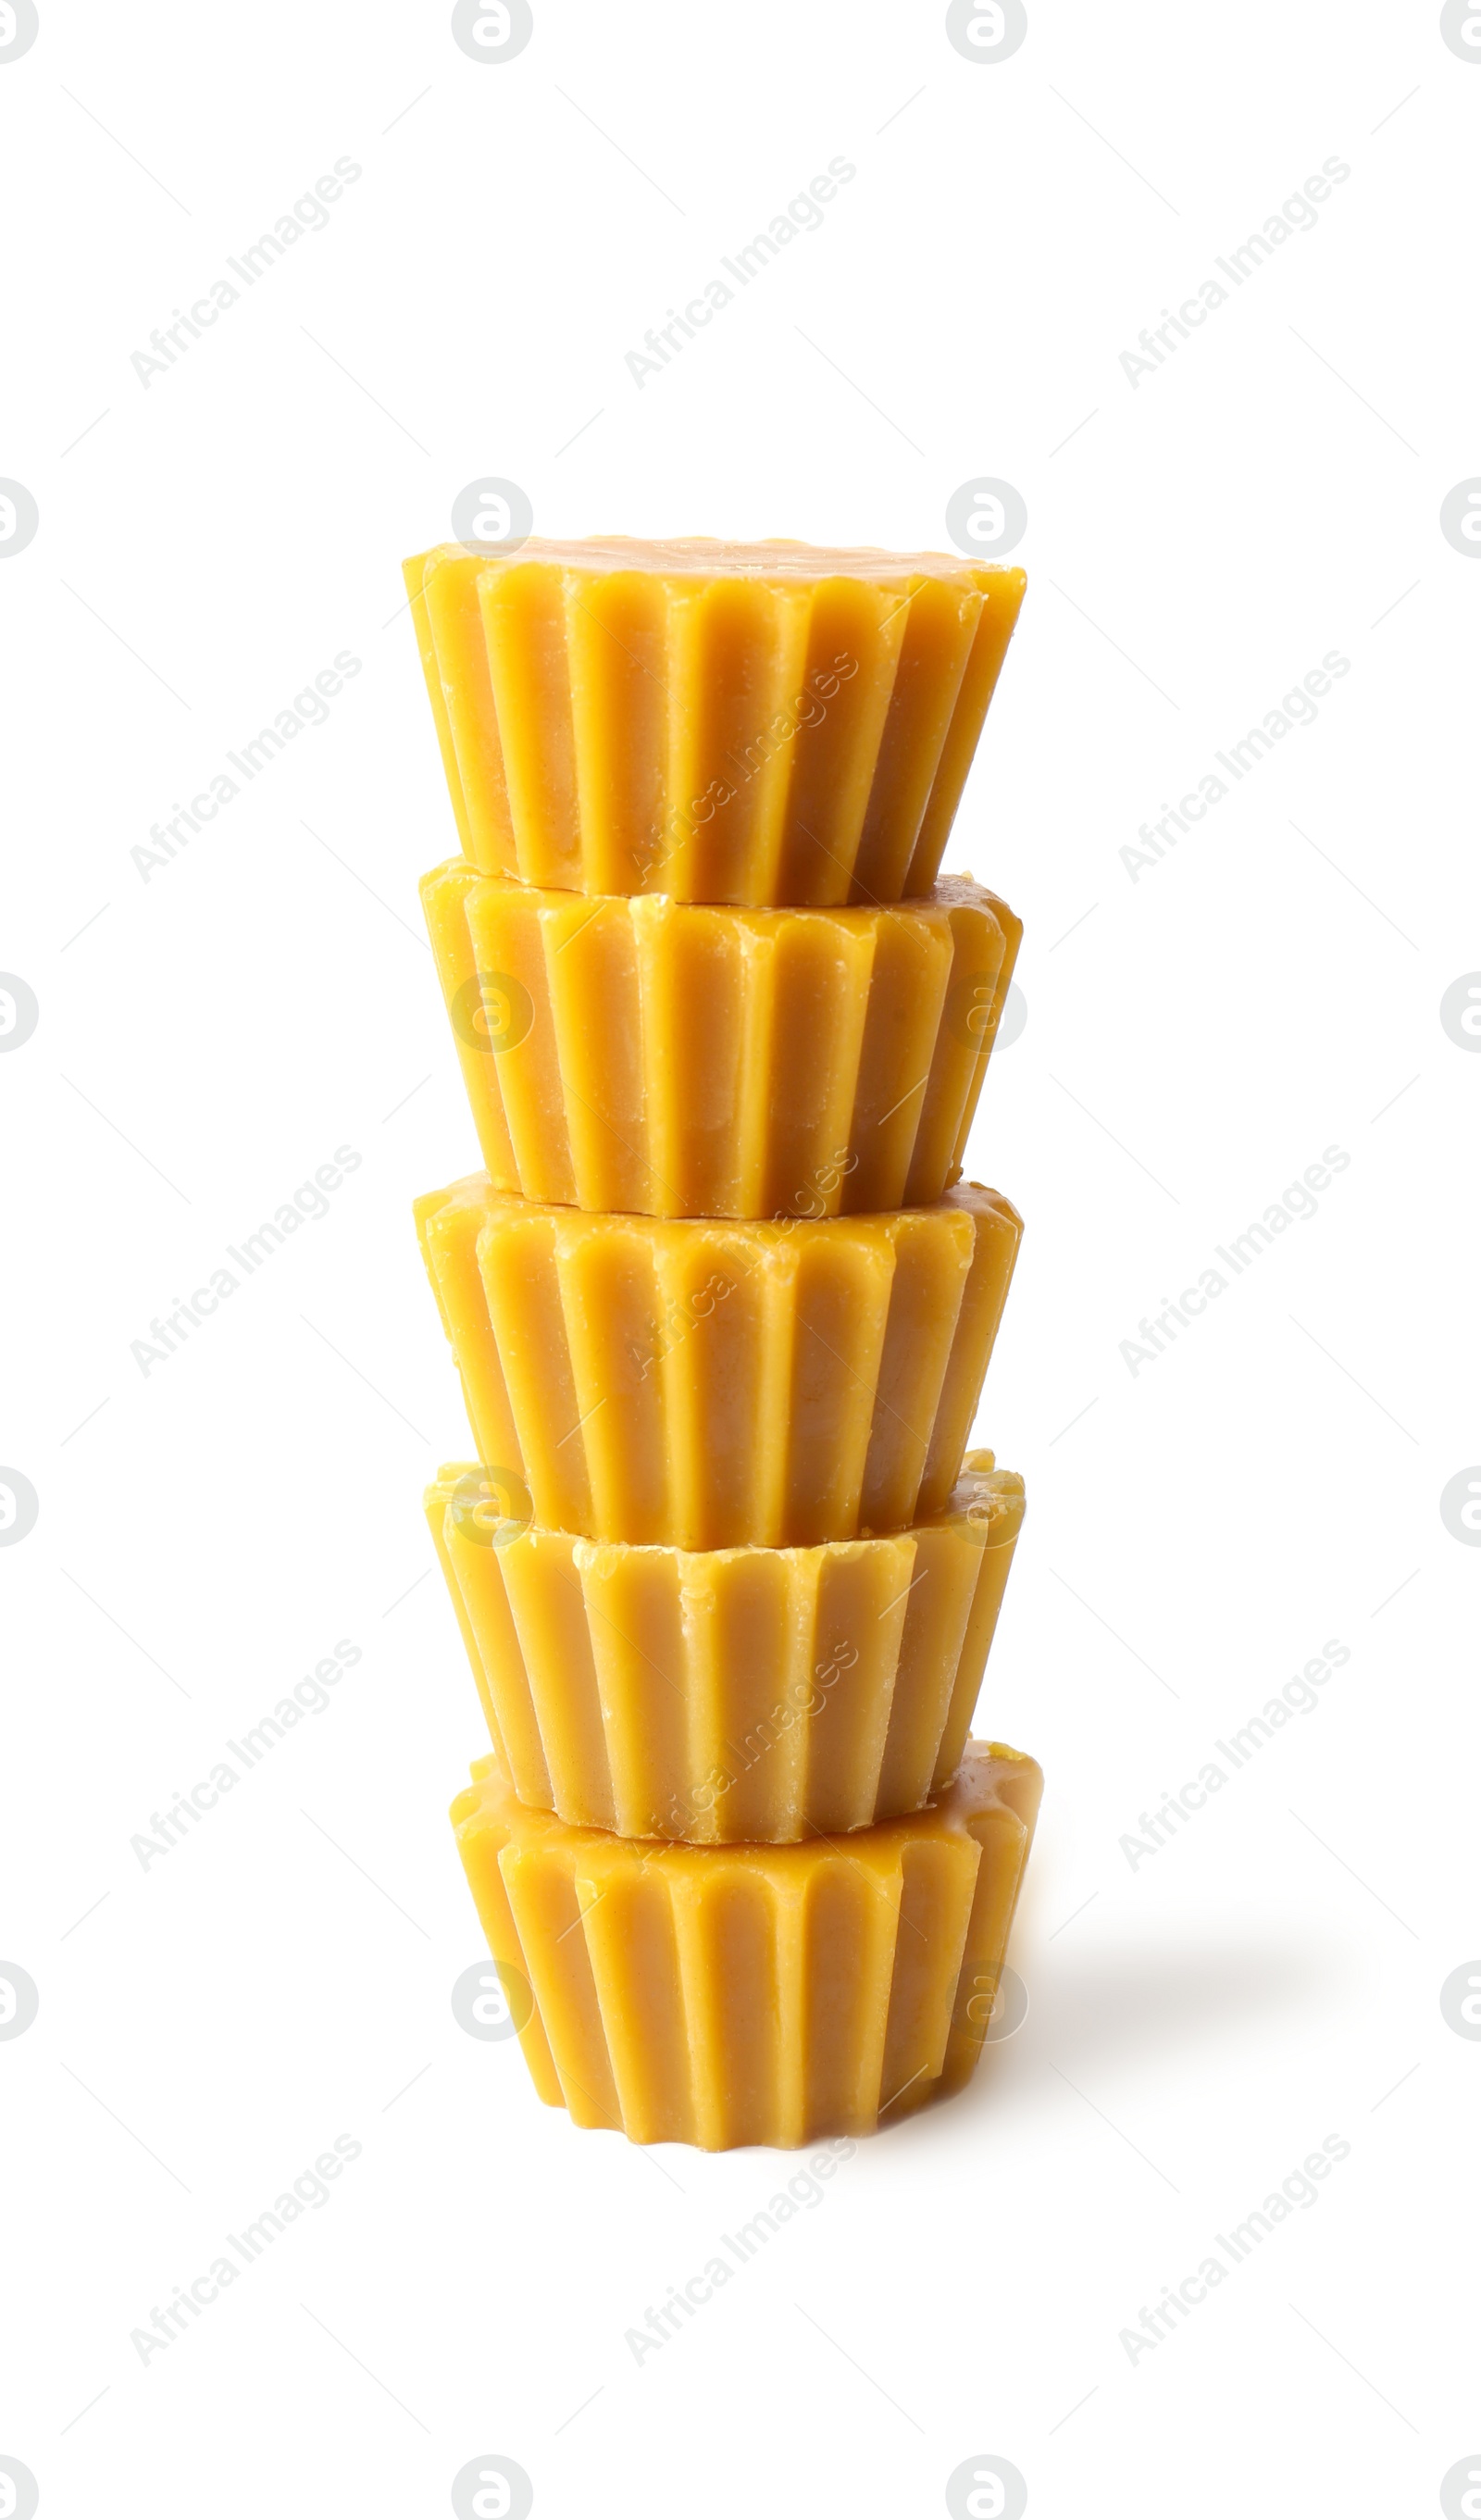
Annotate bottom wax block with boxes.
[452,1739,1042,2150]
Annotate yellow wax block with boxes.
[452,1737,1043,2148]
[414,1176,1022,1548]
[401,549,469,854]
[403,546,514,868]
[403,537,1027,904]
[426,1450,1025,1841]
[420,858,1022,1218]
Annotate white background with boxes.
[3,3,1478,2514]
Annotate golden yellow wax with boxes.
[453,1737,1042,2148]
[421,856,1021,1217]
[403,538,1026,904]
[426,1450,1025,1841]
[414,1175,1022,1548]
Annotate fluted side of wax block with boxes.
[414,1177,1022,1548]
[451,1739,1042,2149]
[403,540,1026,904]
[420,860,1021,1219]
[404,547,511,872]
[403,548,470,856]
[426,1453,1025,1840]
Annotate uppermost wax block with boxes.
[403,538,1027,904]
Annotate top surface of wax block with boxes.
[402,536,1027,903]
[436,535,1016,587]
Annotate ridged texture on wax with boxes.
[414,1175,1022,1548]
[451,1737,1043,2148]
[425,1452,1025,1841]
[402,539,1026,904]
[421,858,1021,1219]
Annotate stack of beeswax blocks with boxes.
[404,536,1041,2151]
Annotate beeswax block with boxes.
[415,1175,1022,1548]
[452,1738,1042,2148]
[421,857,1021,1218]
[426,1451,1025,1841]
[402,539,1026,904]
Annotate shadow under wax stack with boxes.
[404,532,1042,2151]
